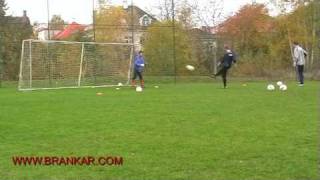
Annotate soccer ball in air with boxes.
[136,86,143,92]
[279,84,287,91]
[118,82,123,86]
[267,84,275,91]
[186,65,195,71]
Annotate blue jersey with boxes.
[134,54,145,72]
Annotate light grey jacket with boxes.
[293,45,307,65]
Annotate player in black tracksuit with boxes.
[213,45,236,88]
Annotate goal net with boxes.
[18,39,134,90]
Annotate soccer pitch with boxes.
[0,81,318,180]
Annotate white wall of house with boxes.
[124,31,144,51]
[37,30,61,40]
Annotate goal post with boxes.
[18,39,135,91]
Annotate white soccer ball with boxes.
[118,82,123,86]
[96,92,103,96]
[276,81,283,86]
[186,65,195,71]
[136,86,143,92]
[267,84,275,91]
[154,85,159,88]
[279,84,287,91]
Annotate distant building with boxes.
[53,22,86,40]
[123,5,158,50]
[6,10,30,27]
[84,5,157,50]
[34,23,62,40]
[36,5,157,47]
[200,26,218,35]
[188,28,217,73]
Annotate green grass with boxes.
[0,81,318,180]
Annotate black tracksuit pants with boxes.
[297,65,304,84]
[215,66,230,88]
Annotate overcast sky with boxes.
[6,0,274,24]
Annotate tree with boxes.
[156,0,174,21]
[50,15,65,30]
[217,4,277,76]
[3,20,33,80]
[95,6,127,42]
[176,0,194,29]
[215,1,319,78]
[0,0,6,17]
[144,21,193,76]
[218,4,273,55]
[192,0,223,30]
[271,0,320,72]
[0,0,7,86]
[0,3,32,80]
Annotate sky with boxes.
[5,0,274,25]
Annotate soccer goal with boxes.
[18,39,134,91]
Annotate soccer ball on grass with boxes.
[276,81,283,86]
[136,86,143,92]
[267,84,275,91]
[279,84,287,91]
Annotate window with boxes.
[142,16,150,26]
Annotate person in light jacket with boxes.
[293,41,307,86]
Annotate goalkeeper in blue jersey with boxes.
[131,50,145,88]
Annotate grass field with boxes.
[0,81,319,180]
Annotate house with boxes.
[188,28,218,73]
[82,5,157,50]
[34,23,62,40]
[47,5,156,48]
[5,10,30,27]
[188,28,217,58]
[53,22,86,40]
[123,5,158,50]
[200,26,218,35]
[4,10,32,38]
[124,5,157,29]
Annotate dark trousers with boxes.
[297,65,304,84]
[215,66,230,88]
[132,69,143,80]
[132,69,144,87]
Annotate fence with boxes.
[0,0,319,88]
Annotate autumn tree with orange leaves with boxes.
[218,4,274,57]
[217,4,276,76]
[217,2,319,77]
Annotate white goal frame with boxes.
[18,39,135,91]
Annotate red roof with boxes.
[54,22,86,40]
